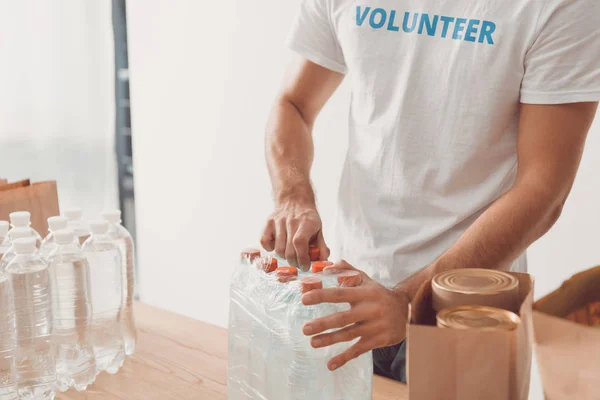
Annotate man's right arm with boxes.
[261,56,344,271]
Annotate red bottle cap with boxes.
[241,248,261,263]
[260,257,278,273]
[309,247,320,262]
[300,277,323,294]
[337,271,362,287]
[312,261,333,274]
[276,266,299,283]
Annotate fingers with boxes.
[285,219,299,267]
[323,259,356,273]
[314,231,330,261]
[274,218,287,258]
[328,338,376,371]
[260,219,276,252]
[293,223,313,271]
[310,322,369,348]
[265,207,326,266]
[303,304,372,335]
[302,286,369,306]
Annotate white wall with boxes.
[127,0,349,325]
[127,2,599,399]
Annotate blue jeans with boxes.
[372,340,407,384]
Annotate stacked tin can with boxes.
[431,269,521,331]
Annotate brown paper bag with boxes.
[408,272,534,400]
[533,266,600,400]
[0,181,60,237]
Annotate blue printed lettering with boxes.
[464,19,480,42]
[479,21,496,44]
[354,6,496,45]
[402,12,419,33]
[440,16,454,38]
[387,10,400,32]
[452,18,467,40]
[356,6,371,27]
[418,14,439,36]
[370,8,387,29]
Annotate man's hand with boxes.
[263,57,343,270]
[301,261,410,371]
[260,200,329,271]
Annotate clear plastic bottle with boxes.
[8,212,42,248]
[0,228,37,274]
[40,217,69,261]
[47,229,96,392]
[332,271,373,400]
[7,238,55,400]
[263,267,300,400]
[0,268,18,400]
[287,277,326,399]
[101,209,136,356]
[228,249,262,399]
[63,209,90,246]
[0,222,10,261]
[82,221,125,375]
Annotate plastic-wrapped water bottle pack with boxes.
[0,209,137,400]
[228,248,373,400]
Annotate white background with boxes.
[127,2,600,399]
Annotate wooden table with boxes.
[58,303,408,399]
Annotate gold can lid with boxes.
[437,306,521,331]
[433,269,518,295]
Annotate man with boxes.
[260,0,600,383]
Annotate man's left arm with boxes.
[302,101,598,371]
[398,101,598,300]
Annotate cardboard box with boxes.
[533,265,600,400]
[408,272,534,400]
[0,181,59,237]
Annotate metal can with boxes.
[437,305,521,331]
[432,268,520,313]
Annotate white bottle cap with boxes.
[89,220,109,234]
[54,229,76,245]
[101,209,122,224]
[0,221,9,236]
[48,216,68,232]
[63,208,83,221]
[9,211,31,227]
[13,237,37,254]
[10,227,32,241]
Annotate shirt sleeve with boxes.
[520,0,600,104]
[287,0,347,74]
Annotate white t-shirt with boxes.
[288,0,600,288]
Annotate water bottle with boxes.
[0,222,10,261]
[63,209,90,246]
[0,228,37,274]
[0,268,17,400]
[332,271,373,400]
[40,217,69,261]
[229,250,269,399]
[47,229,96,392]
[263,267,300,400]
[288,277,327,399]
[7,238,56,400]
[82,221,125,375]
[8,212,42,248]
[246,264,287,399]
[101,209,136,356]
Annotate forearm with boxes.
[396,181,565,300]
[266,97,316,207]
